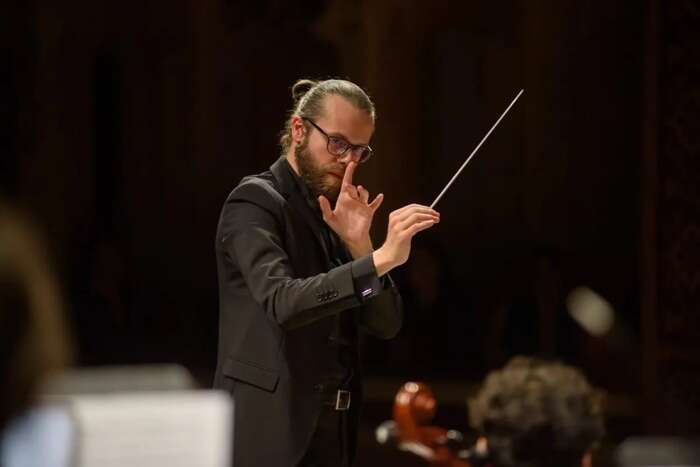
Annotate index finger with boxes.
[342,161,357,186]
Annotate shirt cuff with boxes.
[350,255,384,301]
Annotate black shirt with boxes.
[283,159,359,392]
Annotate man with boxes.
[213,78,440,466]
[469,356,605,467]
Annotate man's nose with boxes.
[338,150,361,164]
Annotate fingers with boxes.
[357,185,369,204]
[405,219,437,237]
[341,178,359,200]
[318,195,333,221]
[342,161,357,187]
[368,193,384,212]
[391,203,438,219]
[395,212,439,233]
[390,204,440,225]
[390,203,425,217]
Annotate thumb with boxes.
[318,195,334,222]
[369,193,384,212]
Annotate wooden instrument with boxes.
[376,381,488,467]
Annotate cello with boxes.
[376,381,489,467]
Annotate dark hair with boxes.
[0,202,72,430]
[278,78,376,154]
[469,356,604,467]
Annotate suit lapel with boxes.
[270,158,332,263]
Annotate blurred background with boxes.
[1,0,698,464]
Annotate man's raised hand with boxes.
[372,204,440,277]
[319,161,384,258]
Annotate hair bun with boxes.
[291,79,317,103]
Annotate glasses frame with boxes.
[301,117,373,164]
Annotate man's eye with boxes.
[329,137,349,151]
[356,147,370,159]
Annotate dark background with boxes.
[2,0,699,462]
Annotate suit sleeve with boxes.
[351,255,403,339]
[218,182,401,335]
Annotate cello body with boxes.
[389,382,474,467]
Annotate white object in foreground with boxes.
[69,390,232,467]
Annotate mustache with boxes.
[326,163,346,175]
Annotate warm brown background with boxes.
[2,0,698,461]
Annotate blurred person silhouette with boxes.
[469,356,604,467]
[0,201,74,466]
[382,234,478,377]
[485,245,640,393]
[485,246,584,368]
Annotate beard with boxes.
[295,139,343,202]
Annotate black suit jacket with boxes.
[213,157,403,467]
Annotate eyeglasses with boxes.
[302,117,373,164]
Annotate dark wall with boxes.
[645,0,700,435]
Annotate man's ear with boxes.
[291,116,306,145]
[581,450,593,467]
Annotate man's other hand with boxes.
[372,204,440,276]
